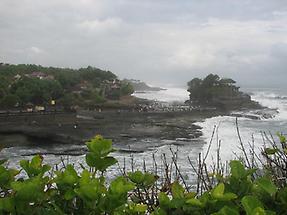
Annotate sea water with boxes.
[196,88,287,166]
[1,87,287,183]
[134,87,287,167]
[132,88,189,103]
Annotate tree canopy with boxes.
[187,74,240,105]
[0,63,134,109]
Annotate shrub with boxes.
[0,135,286,214]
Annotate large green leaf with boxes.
[171,182,185,199]
[128,171,158,188]
[85,152,97,167]
[0,166,12,188]
[230,160,246,179]
[64,189,76,200]
[212,183,225,198]
[75,169,107,202]
[11,176,45,201]
[20,155,51,178]
[105,177,135,212]
[213,206,239,215]
[128,171,145,184]
[186,198,204,208]
[242,195,264,215]
[55,164,78,186]
[98,157,118,171]
[158,192,170,208]
[218,193,238,201]
[75,177,106,201]
[0,166,19,189]
[79,170,91,186]
[212,183,237,201]
[109,176,135,195]
[256,177,277,196]
[86,135,116,157]
[75,184,101,201]
[252,207,266,215]
[142,173,158,187]
[86,153,117,171]
[132,203,148,213]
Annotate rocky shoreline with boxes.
[0,109,222,150]
[0,96,275,158]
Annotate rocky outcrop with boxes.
[0,109,220,149]
[187,74,263,111]
[210,93,262,111]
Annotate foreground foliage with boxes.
[0,135,287,214]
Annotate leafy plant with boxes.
[85,135,117,173]
[0,135,286,214]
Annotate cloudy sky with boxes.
[1,0,287,87]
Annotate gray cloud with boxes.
[1,0,287,87]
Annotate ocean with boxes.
[197,88,287,165]
[1,87,287,183]
[133,87,287,168]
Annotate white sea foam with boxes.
[157,87,287,166]
[133,86,287,165]
[196,88,287,165]
[251,90,287,120]
[132,87,189,103]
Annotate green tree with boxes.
[0,94,19,108]
[120,82,134,96]
[0,75,9,98]
[187,74,241,105]
[0,63,130,108]
[202,74,220,87]
[11,78,63,105]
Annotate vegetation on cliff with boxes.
[0,134,286,214]
[187,74,260,110]
[0,63,134,110]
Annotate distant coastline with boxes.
[124,79,166,92]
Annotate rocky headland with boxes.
[186,74,262,111]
